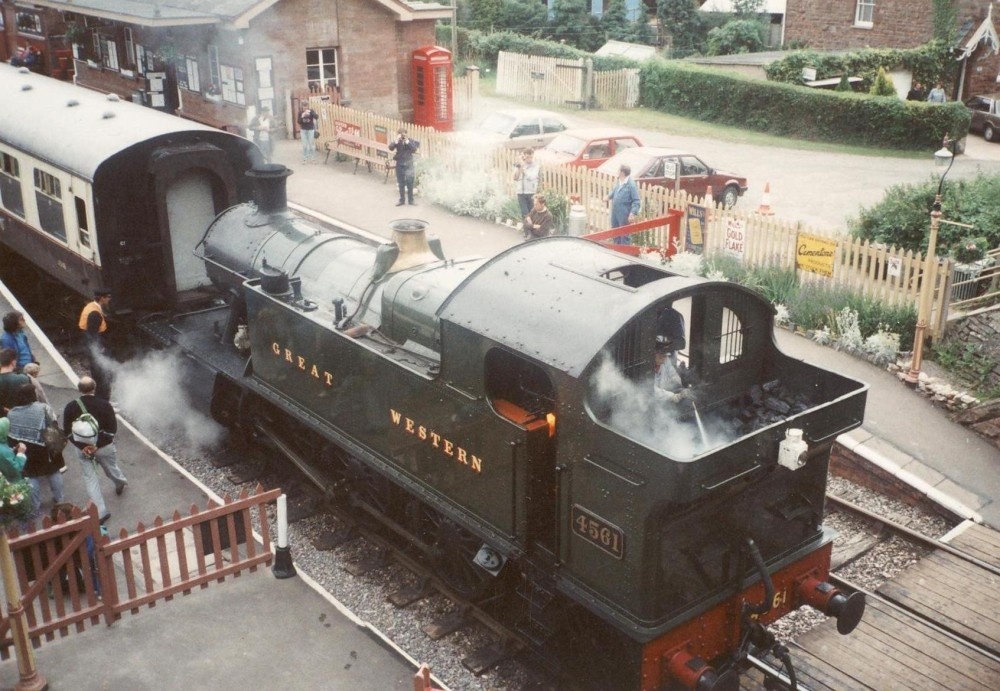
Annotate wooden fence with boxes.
[1,485,280,656]
[309,104,951,336]
[496,52,640,110]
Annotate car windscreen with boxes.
[479,113,517,135]
[545,134,586,155]
[596,149,650,177]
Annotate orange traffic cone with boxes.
[757,182,775,216]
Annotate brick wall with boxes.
[784,0,932,50]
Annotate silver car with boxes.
[470,109,571,149]
[966,94,1000,143]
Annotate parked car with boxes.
[965,94,1000,142]
[596,147,749,208]
[534,128,643,168]
[465,108,572,149]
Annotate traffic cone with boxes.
[757,182,775,216]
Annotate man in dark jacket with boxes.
[388,127,419,206]
[63,376,126,524]
[0,348,29,414]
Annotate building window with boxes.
[306,48,338,91]
[208,45,221,90]
[97,34,120,70]
[854,0,874,28]
[124,28,135,69]
[0,152,25,218]
[33,169,66,240]
[220,64,246,106]
[15,12,43,36]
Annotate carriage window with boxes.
[75,196,91,248]
[0,153,24,218]
[33,168,66,240]
[718,307,744,364]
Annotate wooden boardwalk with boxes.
[742,522,1000,690]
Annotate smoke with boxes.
[92,347,225,453]
[588,355,740,460]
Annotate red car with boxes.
[597,147,749,208]
[534,128,643,168]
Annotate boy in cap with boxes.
[388,127,419,206]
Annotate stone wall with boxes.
[945,309,1000,391]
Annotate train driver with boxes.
[652,336,691,404]
[79,289,113,401]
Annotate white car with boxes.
[466,109,571,150]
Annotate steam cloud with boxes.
[93,348,224,453]
[588,355,740,460]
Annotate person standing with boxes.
[523,194,554,240]
[388,127,420,206]
[906,81,926,101]
[608,164,641,245]
[1,311,35,372]
[79,289,113,402]
[652,338,690,404]
[63,377,126,525]
[297,102,319,164]
[7,384,65,518]
[926,83,947,103]
[513,148,540,219]
[250,107,276,163]
[0,348,29,414]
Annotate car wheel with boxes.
[720,185,740,209]
[985,124,997,143]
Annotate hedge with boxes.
[639,60,969,150]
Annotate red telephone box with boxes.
[411,46,453,132]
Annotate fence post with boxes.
[0,531,47,691]
[272,494,296,579]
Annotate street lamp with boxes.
[904,136,956,386]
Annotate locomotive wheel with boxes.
[422,508,493,600]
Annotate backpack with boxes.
[71,399,99,445]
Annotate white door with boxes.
[165,170,214,292]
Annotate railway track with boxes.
[741,491,1000,690]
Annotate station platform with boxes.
[0,282,427,689]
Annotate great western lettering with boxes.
[270,341,334,386]
[389,408,483,473]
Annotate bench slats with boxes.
[324,134,396,183]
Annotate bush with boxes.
[851,173,1000,254]
[869,67,897,97]
[639,59,968,150]
[706,19,768,56]
[952,236,988,263]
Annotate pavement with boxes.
[1,125,997,690]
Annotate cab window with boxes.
[679,156,708,176]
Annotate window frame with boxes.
[854,0,875,28]
[306,47,339,91]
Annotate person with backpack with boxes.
[62,376,126,524]
[7,383,65,518]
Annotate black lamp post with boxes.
[904,136,957,386]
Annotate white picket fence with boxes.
[496,51,641,109]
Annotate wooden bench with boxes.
[324,132,396,183]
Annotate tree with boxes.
[460,0,503,32]
[869,67,898,97]
[706,19,767,55]
[496,0,549,34]
[657,0,702,55]
[547,0,603,52]
[732,0,765,17]
[601,0,631,42]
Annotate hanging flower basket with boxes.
[952,237,987,264]
[0,478,33,526]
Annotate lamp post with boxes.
[904,137,956,386]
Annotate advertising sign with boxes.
[723,218,746,259]
[686,203,705,253]
[374,124,389,158]
[796,232,837,277]
[334,119,361,149]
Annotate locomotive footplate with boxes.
[140,306,250,380]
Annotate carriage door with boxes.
[165,169,214,292]
[485,349,558,553]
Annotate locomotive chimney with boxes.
[246,164,293,225]
[386,219,439,273]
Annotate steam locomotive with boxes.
[143,166,868,690]
[2,65,869,689]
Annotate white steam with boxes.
[589,356,739,460]
[94,348,224,452]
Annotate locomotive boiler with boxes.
[148,164,868,690]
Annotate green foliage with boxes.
[639,59,969,150]
[0,478,33,525]
[952,236,988,263]
[706,19,767,56]
[836,74,853,92]
[447,28,640,71]
[930,340,997,392]
[764,41,955,94]
[657,0,705,56]
[783,284,916,350]
[602,0,656,45]
[549,0,604,52]
[932,0,958,42]
[732,0,765,16]
[851,173,1000,254]
[869,67,897,97]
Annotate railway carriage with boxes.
[146,166,869,690]
[0,64,257,311]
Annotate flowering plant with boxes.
[952,237,987,264]
[0,478,33,525]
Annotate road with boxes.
[460,96,1000,234]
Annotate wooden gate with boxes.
[0,485,280,657]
